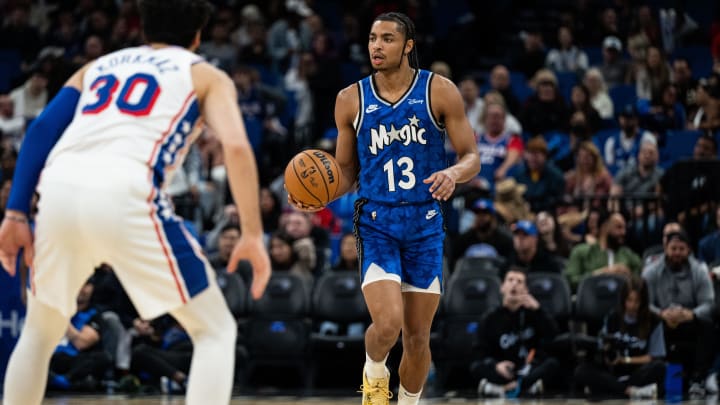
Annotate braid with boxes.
[374,12,418,69]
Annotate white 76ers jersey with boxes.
[44,45,203,191]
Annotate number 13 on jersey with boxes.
[82,73,161,116]
[383,157,416,192]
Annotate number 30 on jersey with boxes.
[383,157,415,192]
[82,73,161,116]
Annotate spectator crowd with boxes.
[1,0,720,400]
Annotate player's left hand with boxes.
[0,211,34,276]
[228,234,271,300]
[286,190,324,213]
[424,169,457,201]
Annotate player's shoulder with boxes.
[335,82,360,119]
[336,82,360,105]
[428,71,458,95]
[191,62,233,97]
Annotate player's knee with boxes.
[373,318,402,343]
[402,331,431,354]
[215,312,237,346]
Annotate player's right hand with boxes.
[286,191,324,213]
[228,235,271,300]
[0,211,34,276]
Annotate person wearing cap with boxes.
[642,230,716,397]
[603,104,656,175]
[512,136,565,213]
[566,212,642,290]
[597,36,630,88]
[508,220,565,277]
[448,198,513,271]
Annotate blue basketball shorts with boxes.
[353,199,445,293]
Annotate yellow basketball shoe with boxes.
[359,367,392,405]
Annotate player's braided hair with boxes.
[374,12,419,69]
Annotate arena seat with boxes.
[241,272,313,390]
[608,84,637,114]
[660,130,702,169]
[452,256,504,277]
[574,273,627,335]
[433,272,501,390]
[310,272,368,388]
[215,271,248,319]
[527,272,572,331]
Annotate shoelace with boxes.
[358,384,393,404]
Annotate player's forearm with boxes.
[333,163,358,201]
[223,144,263,238]
[447,152,480,184]
[7,87,80,214]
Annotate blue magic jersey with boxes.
[355,69,446,204]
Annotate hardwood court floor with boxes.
[37,396,716,404]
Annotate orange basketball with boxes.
[284,149,341,206]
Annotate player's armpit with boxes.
[429,75,480,183]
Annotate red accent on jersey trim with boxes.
[143,90,196,303]
[147,187,187,304]
[145,91,196,183]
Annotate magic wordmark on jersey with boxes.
[368,114,427,155]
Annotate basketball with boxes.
[284,149,341,207]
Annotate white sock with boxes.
[398,383,422,405]
[3,295,69,405]
[365,352,389,379]
[171,285,237,405]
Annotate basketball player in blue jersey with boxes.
[0,1,270,404]
[290,12,479,405]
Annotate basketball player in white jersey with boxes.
[0,1,270,404]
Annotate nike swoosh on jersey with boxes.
[365,104,380,113]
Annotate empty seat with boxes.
[242,272,313,389]
[527,272,572,327]
[433,272,502,389]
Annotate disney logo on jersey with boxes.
[369,115,426,155]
